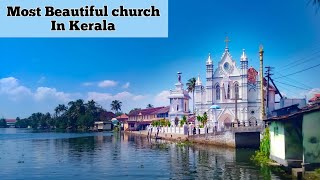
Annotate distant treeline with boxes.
[12,99,119,130]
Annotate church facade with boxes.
[194,43,276,130]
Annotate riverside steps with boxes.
[126,122,264,148]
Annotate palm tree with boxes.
[146,104,154,108]
[186,77,196,114]
[111,100,122,113]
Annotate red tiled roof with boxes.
[117,114,128,119]
[128,107,165,116]
[5,119,16,123]
[151,106,169,115]
[309,94,320,102]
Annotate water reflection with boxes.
[0,129,290,180]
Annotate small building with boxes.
[93,111,115,131]
[94,121,112,131]
[5,119,16,127]
[265,104,320,170]
[168,72,190,126]
[127,106,169,131]
[309,93,320,105]
[117,114,129,130]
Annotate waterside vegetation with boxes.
[14,99,122,131]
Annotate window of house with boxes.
[216,84,220,100]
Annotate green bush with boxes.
[251,127,270,165]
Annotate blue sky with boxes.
[1,0,320,118]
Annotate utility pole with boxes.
[265,66,274,118]
[259,45,266,120]
[232,93,242,127]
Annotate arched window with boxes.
[234,83,239,99]
[215,84,220,100]
[227,84,231,99]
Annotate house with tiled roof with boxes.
[126,106,169,131]
[309,93,320,105]
[264,104,320,170]
[117,114,128,130]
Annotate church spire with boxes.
[224,36,231,51]
[241,49,248,61]
[196,74,202,86]
[206,53,213,65]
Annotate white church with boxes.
[193,41,277,130]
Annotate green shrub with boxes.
[251,127,270,165]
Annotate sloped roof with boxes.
[128,107,165,116]
[264,104,320,122]
[151,106,169,115]
[309,94,320,102]
[117,114,128,119]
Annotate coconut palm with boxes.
[111,100,122,113]
[186,77,196,114]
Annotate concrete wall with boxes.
[190,131,236,148]
[270,121,286,161]
[234,132,260,148]
[303,111,320,164]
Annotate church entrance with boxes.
[224,118,232,129]
[218,113,233,131]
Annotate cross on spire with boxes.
[225,36,231,48]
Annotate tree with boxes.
[111,100,122,113]
[54,104,68,117]
[180,115,187,127]
[186,77,196,114]
[129,108,141,114]
[146,104,154,108]
[0,118,7,128]
[196,115,203,127]
[202,112,208,126]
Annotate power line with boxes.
[274,63,320,80]
[273,70,313,89]
[280,51,320,71]
[278,43,320,71]
[274,80,311,91]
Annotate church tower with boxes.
[206,54,214,105]
[195,74,203,114]
[240,49,248,101]
[168,72,191,126]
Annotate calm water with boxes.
[0,128,289,180]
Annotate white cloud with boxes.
[300,88,320,100]
[133,95,148,101]
[98,80,117,88]
[0,77,32,98]
[34,87,72,102]
[153,90,170,107]
[122,82,130,89]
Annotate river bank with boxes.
[125,130,240,148]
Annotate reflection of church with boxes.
[194,39,276,129]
